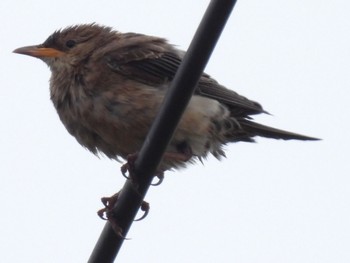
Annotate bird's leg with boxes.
[150,151,192,186]
[122,152,163,185]
[121,145,193,186]
[173,140,194,162]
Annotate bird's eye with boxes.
[65,40,76,48]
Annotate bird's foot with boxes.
[97,191,121,220]
[121,152,165,186]
[97,191,150,237]
[97,191,125,237]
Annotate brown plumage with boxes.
[14,24,318,171]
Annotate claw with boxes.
[111,224,124,238]
[121,163,130,179]
[97,207,108,220]
[134,201,150,221]
[108,215,129,239]
[101,197,110,207]
[97,192,120,220]
[151,172,164,186]
[102,192,120,208]
[121,153,139,181]
[97,192,128,238]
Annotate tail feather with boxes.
[239,119,320,141]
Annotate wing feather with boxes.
[105,34,264,117]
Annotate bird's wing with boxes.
[105,34,264,116]
[105,35,180,86]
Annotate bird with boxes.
[14,23,318,172]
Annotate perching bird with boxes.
[14,24,318,172]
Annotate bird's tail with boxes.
[238,119,320,141]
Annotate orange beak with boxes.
[13,45,64,58]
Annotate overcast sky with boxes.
[1,0,349,262]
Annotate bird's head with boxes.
[14,24,117,71]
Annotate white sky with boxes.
[1,0,349,262]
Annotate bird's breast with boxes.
[51,74,231,165]
[51,78,167,158]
